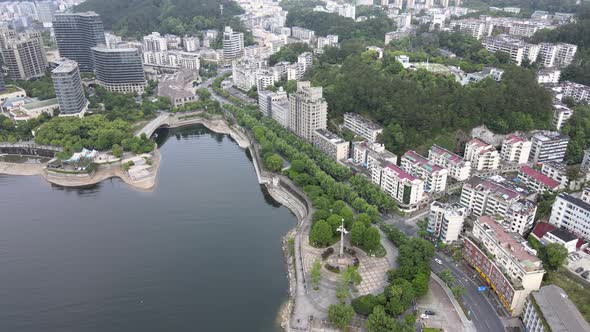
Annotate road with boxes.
[430,252,505,332]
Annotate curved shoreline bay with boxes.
[0,125,294,332]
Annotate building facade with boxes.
[222,26,244,61]
[464,138,500,171]
[1,31,47,80]
[53,12,105,72]
[529,131,569,163]
[91,47,147,94]
[522,285,590,332]
[517,165,560,193]
[428,144,471,181]
[288,81,328,142]
[501,134,531,164]
[549,192,590,242]
[258,88,290,128]
[464,216,544,316]
[51,58,88,116]
[427,201,467,243]
[312,128,349,161]
[374,163,424,207]
[401,150,448,193]
[343,113,383,143]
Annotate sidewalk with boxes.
[430,272,477,332]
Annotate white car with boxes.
[420,314,429,319]
[434,258,443,265]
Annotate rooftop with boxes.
[430,144,465,164]
[532,130,569,142]
[385,163,419,181]
[549,228,578,243]
[343,113,383,131]
[466,176,529,201]
[520,165,560,189]
[20,98,59,110]
[314,128,347,144]
[504,133,527,144]
[52,59,78,74]
[477,216,542,269]
[532,285,590,332]
[403,150,444,173]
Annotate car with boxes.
[420,314,429,319]
[582,271,590,279]
[425,310,436,316]
[575,267,584,273]
[434,258,442,265]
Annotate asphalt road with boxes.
[430,252,505,332]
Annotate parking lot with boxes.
[566,251,590,281]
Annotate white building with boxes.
[482,34,538,65]
[501,133,531,164]
[143,32,167,52]
[460,176,538,235]
[522,285,590,332]
[537,42,577,68]
[343,113,383,143]
[291,27,315,43]
[529,131,569,163]
[297,52,313,75]
[338,3,356,19]
[373,163,424,208]
[562,81,590,103]
[258,88,290,128]
[549,192,590,242]
[464,138,500,171]
[552,103,573,131]
[427,201,467,243]
[460,67,504,85]
[428,144,471,181]
[537,68,560,84]
[449,19,493,40]
[401,150,448,193]
[183,35,199,52]
[223,26,244,61]
[312,128,349,161]
[465,215,544,315]
[288,81,328,141]
[518,165,560,193]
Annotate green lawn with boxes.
[545,268,590,323]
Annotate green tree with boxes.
[311,259,322,290]
[111,144,123,158]
[451,285,466,298]
[440,268,454,286]
[328,303,355,330]
[362,227,381,253]
[544,243,569,270]
[366,305,397,332]
[264,153,283,172]
[310,220,333,247]
[350,221,366,246]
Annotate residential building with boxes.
[51,58,88,116]
[338,3,355,19]
[562,81,590,103]
[143,32,167,52]
[374,163,424,207]
[482,34,537,65]
[427,201,467,243]
[401,150,448,192]
[460,176,537,235]
[385,27,415,44]
[258,88,290,128]
[581,149,590,172]
[518,165,560,193]
[449,19,493,40]
[501,134,531,164]
[531,223,579,253]
[351,141,397,171]
[529,131,569,163]
[312,129,349,161]
[288,81,328,141]
[1,31,47,80]
[91,46,147,94]
[53,12,105,72]
[297,52,313,75]
[291,27,315,42]
[537,68,560,84]
[428,145,471,181]
[460,67,504,85]
[0,73,5,92]
[164,34,181,50]
[231,58,266,91]
[549,192,590,242]
[464,216,544,315]
[183,35,199,52]
[343,113,383,143]
[464,138,500,171]
[552,103,573,130]
[537,42,577,68]
[223,26,244,61]
[522,285,590,332]
[317,34,338,51]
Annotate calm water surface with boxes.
[0,125,294,332]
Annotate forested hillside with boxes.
[75,0,244,38]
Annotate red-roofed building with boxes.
[401,150,448,193]
[371,162,424,210]
[428,144,471,181]
[518,165,560,193]
[501,134,531,164]
[530,222,579,253]
[465,138,500,171]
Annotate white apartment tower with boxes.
[501,134,532,164]
[288,81,328,141]
[223,27,244,61]
[549,191,590,242]
[464,138,500,171]
[428,201,467,243]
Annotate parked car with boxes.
[582,271,590,279]
[425,310,436,316]
[575,267,584,273]
[420,314,429,319]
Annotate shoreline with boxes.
[0,113,308,331]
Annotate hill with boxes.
[75,0,244,38]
